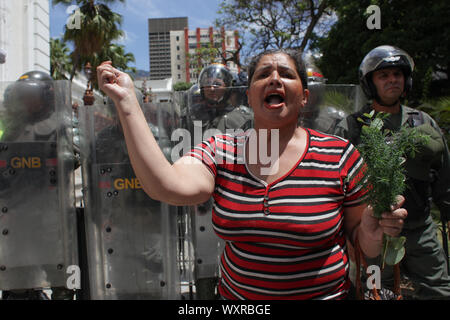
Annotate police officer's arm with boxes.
[333,118,349,139]
[97,62,215,206]
[430,122,450,223]
[333,114,363,145]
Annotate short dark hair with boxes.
[247,48,308,90]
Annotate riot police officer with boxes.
[1,71,56,142]
[299,54,348,134]
[189,64,252,136]
[230,71,250,109]
[95,89,172,163]
[80,87,181,300]
[0,71,77,300]
[185,64,253,299]
[334,45,450,299]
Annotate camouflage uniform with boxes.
[335,103,450,299]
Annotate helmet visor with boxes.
[199,64,232,88]
[360,45,415,79]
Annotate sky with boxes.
[49,0,223,71]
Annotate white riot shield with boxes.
[79,97,180,299]
[299,84,366,134]
[0,80,77,291]
[183,85,253,299]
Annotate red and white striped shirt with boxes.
[186,128,367,300]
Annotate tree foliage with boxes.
[312,0,450,104]
[215,0,333,65]
[187,31,243,75]
[173,82,193,92]
[50,38,73,80]
[89,43,136,88]
[52,0,135,85]
[187,44,222,76]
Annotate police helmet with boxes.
[3,82,17,111]
[198,64,233,106]
[305,58,326,106]
[230,71,249,107]
[232,71,248,87]
[299,54,326,127]
[359,45,414,100]
[13,70,55,121]
[188,84,202,107]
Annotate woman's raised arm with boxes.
[97,61,214,205]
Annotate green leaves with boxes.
[313,0,450,105]
[383,235,406,267]
[356,111,427,266]
[358,117,405,218]
[50,38,73,80]
[187,45,221,76]
[52,0,134,85]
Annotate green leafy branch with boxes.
[357,110,429,267]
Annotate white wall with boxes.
[170,30,186,83]
[0,0,50,82]
[135,78,174,103]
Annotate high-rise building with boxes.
[148,17,240,84]
[171,27,240,84]
[148,17,188,80]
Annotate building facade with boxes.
[148,17,188,80]
[0,0,50,81]
[171,27,240,84]
[148,17,240,84]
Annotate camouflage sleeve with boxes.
[431,129,450,221]
[333,118,350,140]
[426,115,450,220]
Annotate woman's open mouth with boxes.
[264,93,285,109]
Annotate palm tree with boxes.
[89,43,136,88]
[97,43,136,73]
[50,38,73,80]
[52,0,126,81]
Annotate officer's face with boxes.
[203,79,226,102]
[23,95,44,114]
[372,67,405,105]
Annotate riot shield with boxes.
[299,84,366,134]
[0,80,78,291]
[79,97,180,299]
[183,85,253,299]
[181,84,365,298]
